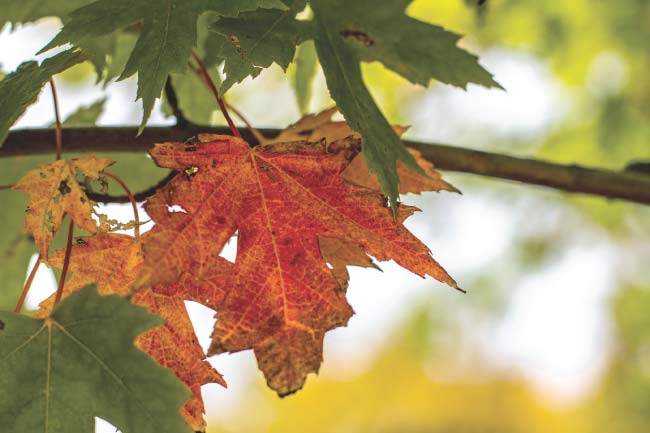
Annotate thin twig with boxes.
[164,76,189,127]
[53,219,75,306]
[14,254,42,313]
[49,78,63,160]
[102,171,141,240]
[190,50,241,138]
[0,184,13,190]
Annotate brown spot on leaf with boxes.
[340,29,374,47]
[58,180,71,195]
[230,34,242,51]
[0,320,4,330]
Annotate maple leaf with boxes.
[40,233,225,431]
[0,285,193,433]
[42,0,288,129]
[141,134,457,396]
[270,108,459,195]
[317,0,502,90]
[12,155,113,256]
[0,50,85,145]
[211,0,311,92]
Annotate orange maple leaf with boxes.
[41,233,224,431]
[268,108,459,194]
[12,156,113,256]
[142,134,458,396]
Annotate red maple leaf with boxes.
[141,134,458,396]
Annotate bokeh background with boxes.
[1,0,650,432]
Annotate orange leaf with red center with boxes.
[142,134,458,396]
[12,156,113,256]
[41,233,225,431]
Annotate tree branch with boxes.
[3,125,650,205]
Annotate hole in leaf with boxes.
[95,417,122,433]
[167,204,187,214]
[218,231,238,264]
[184,300,217,354]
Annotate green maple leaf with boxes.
[327,0,501,89]
[0,285,193,433]
[0,0,91,27]
[161,12,226,125]
[211,0,310,92]
[309,0,500,210]
[42,0,288,131]
[0,50,85,146]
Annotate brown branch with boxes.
[2,126,650,205]
[407,141,650,205]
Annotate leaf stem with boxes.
[49,78,63,160]
[188,60,264,142]
[102,171,141,240]
[190,50,241,138]
[14,254,42,313]
[53,219,75,306]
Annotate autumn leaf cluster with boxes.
[0,1,498,432]
[1,111,459,432]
